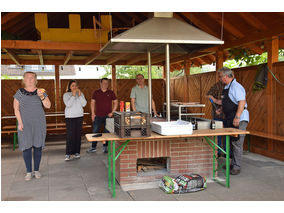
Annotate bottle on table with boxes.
[195,118,198,130]
[192,118,196,130]
[210,120,216,130]
[120,101,124,112]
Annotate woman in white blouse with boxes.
[63,80,87,161]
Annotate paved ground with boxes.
[2,138,284,201]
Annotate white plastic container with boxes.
[106,118,114,133]
[151,120,193,135]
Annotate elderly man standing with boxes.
[87,78,118,153]
[216,67,249,175]
[130,74,158,117]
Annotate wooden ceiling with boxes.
[2,12,284,70]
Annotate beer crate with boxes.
[114,111,150,127]
[113,111,151,137]
[114,123,151,138]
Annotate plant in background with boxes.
[228,48,268,67]
[101,65,163,79]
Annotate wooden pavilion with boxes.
[1,12,284,161]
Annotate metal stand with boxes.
[204,135,231,188]
[108,139,130,198]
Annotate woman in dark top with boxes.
[13,72,51,181]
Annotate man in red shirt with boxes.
[87,78,118,153]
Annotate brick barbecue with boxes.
[115,137,215,188]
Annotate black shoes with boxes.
[222,164,233,171]
[230,169,241,175]
[222,164,241,175]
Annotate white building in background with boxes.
[1,65,107,79]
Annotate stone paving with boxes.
[2,138,284,201]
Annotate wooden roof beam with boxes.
[179,12,219,38]
[200,55,213,64]
[170,51,214,65]
[2,13,31,31]
[195,57,205,65]
[106,53,129,65]
[1,59,107,66]
[279,38,284,48]
[237,12,268,31]
[127,12,145,23]
[245,44,264,55]
[114,13,131,26]
[223,50,230,61]
[1,40,102,51]
[207,12,244,38]
[192,58,202,67]
[207,54,216,62]
[37,50,44,65]
[2,48,20,65]
[151,54,168,64]
[63,51,73,65]
[173,13,189,24]
[5,14,34,35]
[221,23,284,50]
[1,12,24,25]
[126,54,146,65]
[84,52,101,65]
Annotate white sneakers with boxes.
[25,172,32,181]
[65,154,81,161]
[24,171,41,181]
[34,171,41,179]
[65,155,71,161]
[74,153,80,159]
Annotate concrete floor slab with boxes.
[1,140,284,201]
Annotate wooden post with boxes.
[162,65,165,114]
[162,64,167,79]
[183,59,190,102]
[55,65,61,112]
[111,65,117,95]
[266,36,279,151]
[215,51,224,82]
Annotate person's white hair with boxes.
[218,67,234,78]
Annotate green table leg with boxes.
[108,141,111,189]
[226,135,230,188]
[112,140,116,198]
[213,136,216,180]
[247,135,250,152]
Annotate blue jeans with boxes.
[214,117,225,155]
[91,116,110,149]
[23,146,42,173]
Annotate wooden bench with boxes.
[2,122,92,150]
[247,130,284,152]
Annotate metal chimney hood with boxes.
[100,12,224,122]
[100,12,224,54]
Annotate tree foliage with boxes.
[101,65,163,79]
[224,48,284,69]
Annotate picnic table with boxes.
[86,128,250,198]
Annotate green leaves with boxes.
[101,65,163,79]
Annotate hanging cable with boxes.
[268,68,284,86]
[221,12,224,41]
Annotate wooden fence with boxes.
[2,64,283,161]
